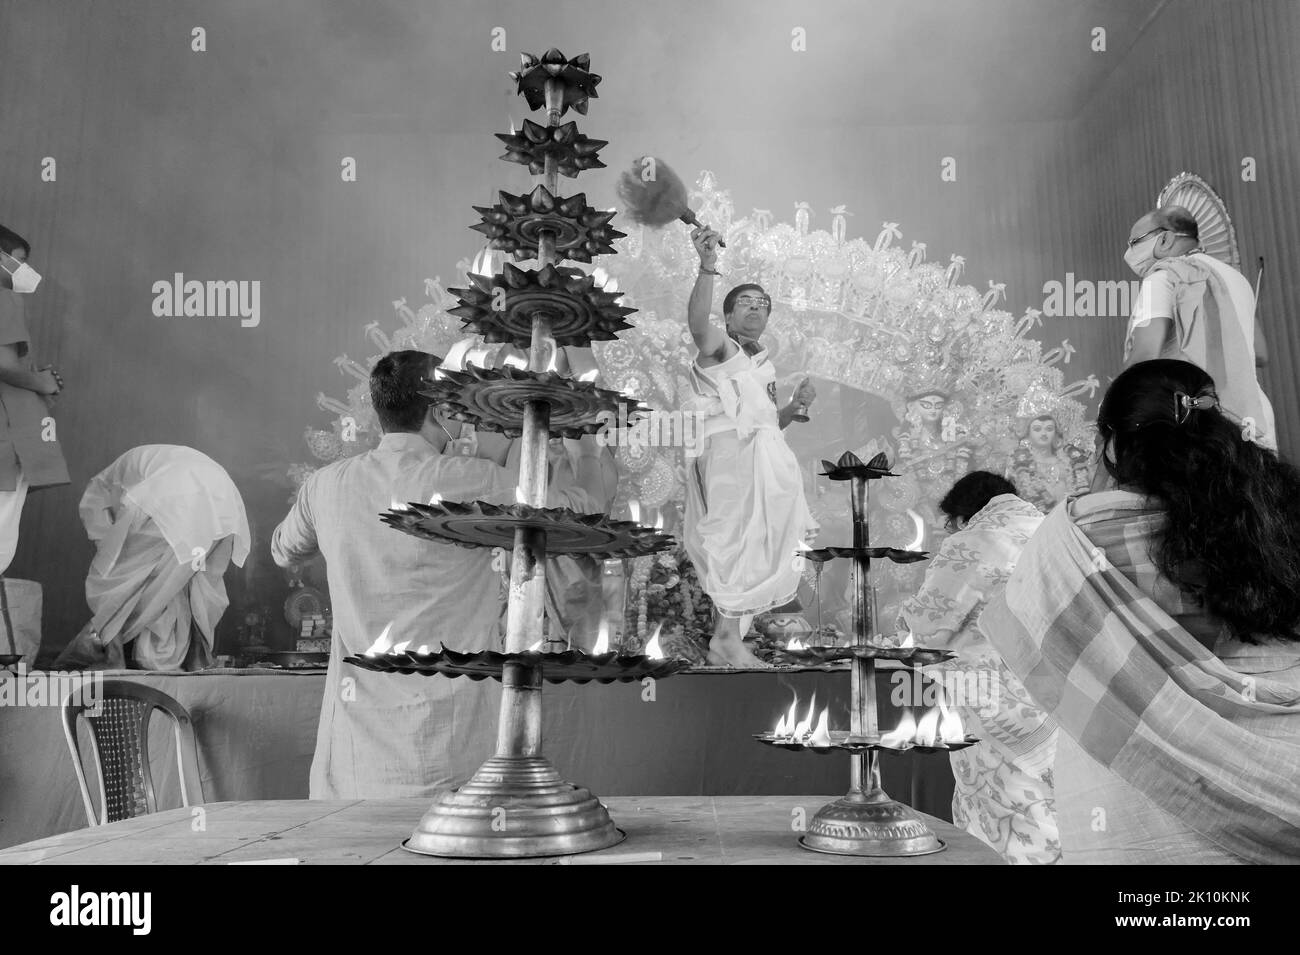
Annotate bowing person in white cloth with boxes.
[682,226,818,667]
[56,445,251,670]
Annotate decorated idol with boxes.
[1006,413,1091,513]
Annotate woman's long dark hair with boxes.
[1098,359,1300,643]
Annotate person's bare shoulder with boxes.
[695,334,737,368]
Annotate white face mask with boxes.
[0,253,40,294]
[1123,234,1158,278]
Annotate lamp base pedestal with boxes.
[403,755,623,858]
[799,787,945,857]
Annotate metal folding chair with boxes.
[60,680,205,826]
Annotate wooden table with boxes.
[1,668,959,851]
[0,797,1000,865]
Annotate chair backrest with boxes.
[60,680,204,826]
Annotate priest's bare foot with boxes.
[706,636,771,668]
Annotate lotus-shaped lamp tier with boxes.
[820,450,898,481]
[380,499,676,559]
[345,644,686,685]
[448,262,637,348]
[769,643,954,668]
[509,48,601,116]
[469,186,625,263]
[420,365,646,439]
[799,545,929,565]
[752,731,979,755]
[496,119,607,179]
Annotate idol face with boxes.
[726,288,771,341]
[913,393,946,425]
[1029,417,1058,450]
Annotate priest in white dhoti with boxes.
[682,227,818,667]
[1123,204,1276,450]
[56,445,251,670]
[272,351,613,798]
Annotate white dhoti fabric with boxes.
[682,341,816,617]
[56,503,235,670]
[0,470,29,576]
[54,445,250,671]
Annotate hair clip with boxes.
[1173,390,1218,425]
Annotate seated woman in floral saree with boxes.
[982,360,1300,864]
[899,471,1059,864]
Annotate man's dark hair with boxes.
[370,350,441,433]
[1152,205,1199,241]
[939,471,1017,525]
[0,225,31,259]
[722,283,766,317]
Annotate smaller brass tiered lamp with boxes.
[755,451,978,856]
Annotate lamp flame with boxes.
[441,339,475,374]
[628,500,641,524]
[793,539,813,574]
[880,710,917,748]
[791,694,817,738]
[471,246,499,278]
[391,640,412,654]
[808,708,832,747]
[428,492,443,506]
[900,629,915,648]
[905,508,926,551]
[936,685,966,743]
[592,618,610,655]
[653,511,664,532]
[390,498,410,512]
[643,622,664,659]
[914,708,940,747]
[773,695,799,737]
[515,487,528,505]
[465,343,493,369]
[527,639,543,652]
[578,368,600,383]
[365,622,396,656]
[786,635,808,651]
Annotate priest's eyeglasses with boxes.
[1127,227,1195,248]
[734,294,772,310]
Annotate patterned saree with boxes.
[982,490,1300,864]
[899,494,1060,864]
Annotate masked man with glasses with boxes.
[0,225,69,575]
[1122,204,1276,451]
[681,226,818,667]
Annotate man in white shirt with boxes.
[1123,204,1276,451]
[272,350,613,799]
